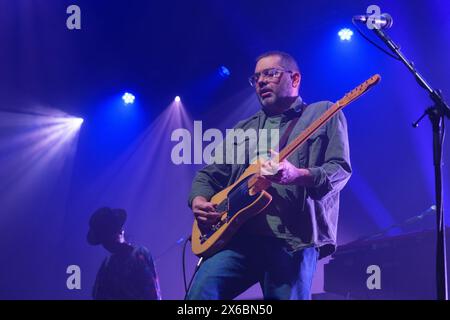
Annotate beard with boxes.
[258,91,277,107]
[259,92,296,115]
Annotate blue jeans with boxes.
[186,234,319,300]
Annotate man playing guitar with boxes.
[187,51,352,300]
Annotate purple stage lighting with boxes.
[70,117,84,127]
[55,116,84,132]
[174,96,181,103]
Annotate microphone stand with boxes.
[371,27,450,300]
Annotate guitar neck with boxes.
[278,74,381,162]
[279,101,343,162]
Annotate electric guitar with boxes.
[191,74,381,258]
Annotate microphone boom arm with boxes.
[372,28,450,118]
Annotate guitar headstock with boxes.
[338,74,381,107]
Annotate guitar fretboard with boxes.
[279,74,381,161]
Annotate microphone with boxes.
[353,13,393,30]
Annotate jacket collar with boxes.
[252,96,305,118]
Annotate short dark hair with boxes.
[256,51,300,73]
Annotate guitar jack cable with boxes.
[183,235,204,299]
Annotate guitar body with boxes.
[191,74,381,258]
[191,163,272,257]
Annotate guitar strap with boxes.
[276,101,307,151]
[277,116,300,151]
[277,103,308,213]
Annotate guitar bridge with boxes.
[199,215,229,244]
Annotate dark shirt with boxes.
[92,244,161,300]
[188,97,352,259]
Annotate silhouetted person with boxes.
[87,207,161,300]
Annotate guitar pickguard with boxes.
[199,175,259,243]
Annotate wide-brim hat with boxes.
[87,207,127,245]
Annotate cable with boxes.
[182,235,204,300]
[182,235,191,293]
[351,18,401,61]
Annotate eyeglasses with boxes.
[248,68,293,87]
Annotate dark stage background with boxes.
[0,0,449,299]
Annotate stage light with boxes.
[219,66,231,78]
[174,96,181,103]
[122,92,136,105]
[74,117,84,126]
[70,117,84,128]
[55,116,84,131]
[338,28,353,41]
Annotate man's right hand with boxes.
[192,196,222,226]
